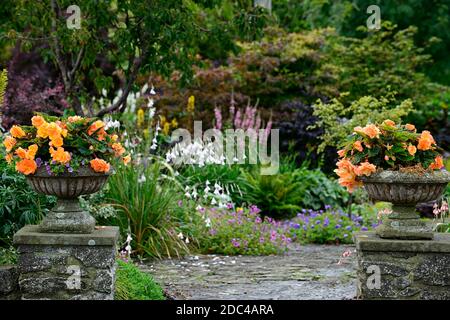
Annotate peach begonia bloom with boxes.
[383,119,396,127]
[16,159,37,175]
[123,154,131,166]
[353,140,363,152]
[334,159,361,193]
[362,124,381,139]
[15,145,38,160]
[407,145,417,156]
[405,124,416,131]
[355,162,377,177]
[5,153,13,164]
[417,130,435,151]
[90,158,110,173]
[337,149,346,158]
[3,136,17,152]
[50,147,71,164]
[31,115,46,128]
[429,156,444,170]
[88,120,105,136]
[112,143,125,157]
[10,125,26,138]
[353,126,365,135]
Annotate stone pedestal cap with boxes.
[13,225,120,246]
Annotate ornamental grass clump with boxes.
[201,205,292,255]
[2,113,131,176]
[335,120,445,192]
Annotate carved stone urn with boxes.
[360,170,450,240]
[26,166,110,234]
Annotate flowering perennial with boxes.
[335,120,445,192]
[2,113,130,175]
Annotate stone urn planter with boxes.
[360,170,450,240]
[26,166,110,234]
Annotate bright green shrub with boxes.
[115,260,165,300]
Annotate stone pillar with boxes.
[355,231,450,300]
[13,225,119,300]
[0,265,19,300]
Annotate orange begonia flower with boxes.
[10,125,26,138]
[3,136,17,152]
[88,120,105,136]
[15,148,28,159]
[417,130,435,151]
[353,140,363,152]
[383,119,396,127]
[50,135,64,148]
[429,156,444,170]
[355,162,377,176]
[5,153,13,164]
[16,159,37,175]
[337,149,346,158]
[334,159,361,193]
[50,147,71,164]
[90,158,110,173]
[405,124,416,131]
[362,124,381,139]
[31,116,46,128]
[112,143,125,157]
[407,145,417,156]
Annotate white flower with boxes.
[126,234,133,243]
[185,237,190,244]
[185,191,191,198]
[138,174,146,184]
[177,232,184,239]
[196,205,203,211]
[125,245,132,254]
[205,218,211,228]
[102,88,107,97]
[150,86,156,95]
[211,198,217,205]
[192,188,198,199]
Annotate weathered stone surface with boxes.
[141,244,357,300]
[14,225,119,246]
[13,226,119,300]
[355,231,450,300]
[0,266,18,295]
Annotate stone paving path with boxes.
[139,244,358,300]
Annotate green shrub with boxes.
[115,260,165,300]
[0,151,55,245]
[0,246,17,265]
[241,158,351,218]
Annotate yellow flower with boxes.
[137,109,145,127]
[123,154,131,166]
[10,125,26,138]
[171,118,178,128]
[187,95,195,113]
[162,122,170,136]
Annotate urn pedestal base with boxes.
[13,225,119,300]
[39,199,95,234]
[376,206,433,240]
[354,231,450,300]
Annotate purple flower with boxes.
[255,216,262,224]
[226,203,233,210]
[231,239,240,248]
[325,205,331,210]
[343,234,348,238]
[345,226,352,231]
[177,200,183,207]
[291,223,300,229]
[68,167,74,173]
[335,224,342,229]
[324,217,330,227]
[361,227,368,231]
[315,220,321,225]
[35,158,43,167]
